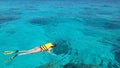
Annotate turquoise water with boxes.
[0,0,120,68]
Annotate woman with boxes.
[3,43,56,63]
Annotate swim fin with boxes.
[5,54,18,63]
[3,50,19,55]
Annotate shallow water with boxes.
[0,0,120,68]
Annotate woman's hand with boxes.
[47,50,57,56]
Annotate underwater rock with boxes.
[112,63,119,68]
[30,18,49,25]
[35,62,62,68]
[112,38,120,64]
[103,22,120,30]
[81,28,100,37]
[52,39,71,55]
[107,62,113,68]
[102,5,111,7]
[82,17,109,28]
[114,51,120,64]
[0,10,22,16]
[99,59,104,66]
[97,11,112,15]
[63,63,77,68]
[116,38,120,41]
[0,10,21,24]
[29,17,57,26]
[25,7,38,11]
[81,16,120,30]
[6,30,16,35]
[0,16,19,24]
[116,37,120,44]
[9,8,20,11]
[107,62,119,68]
[63,63,98,68]
[35,62,57,68]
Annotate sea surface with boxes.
[0,0,120,68]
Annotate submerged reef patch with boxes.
[85,19,106,28]
[52,39,71,55]
[99,37,120,66]
[76,16,120,30]
[0,10,21,24]
[63,63,98,68]
[24,6,38,11]
[63,63,78,68]
[29,17,73,27]
[29,17,57,26]
[78,16,109,28]
[0,10,22,16]
[112,37,120,64]
[35,62,59,68]
[114,51,120,65]
[5,29,16,35]
[8,7,21,11]
[0,16,19,24]
[103,21,120,30]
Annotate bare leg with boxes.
[17,52,33,56]
[18,50,39,56]
[19,47,40,53]
[18,48,36,52]
[5,47,41,63]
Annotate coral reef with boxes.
[103,21,120,30]
[0,10,21,24]
[80,16,109,28]
[35,61,98,68]
[63,63,98,68]
[29,17,57,26]
[35,62,60,68]
[99,37,120,67]
[0,16,19,24]
[114,51,120,64]
[52,39,71,55]
[63,63,77,68]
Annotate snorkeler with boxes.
[3,43,56,63]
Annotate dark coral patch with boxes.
[29,17,58,26]
[24,7,38,11]
[0,10,22,16]
[103,21,120,30]
[82,17,109,28]
[102,5,111,7]
[0,10,21,24]
[52,39,71,55]
[97,11,113,15]
[9,8,20,11]
[6,30,16,35]
[30,18,49,25]
[112,63,119,68]
[116,37,120,44]
[63,63,98,68]
[63,63,77,68]
[30,18,50,25]
[101,37,120,65]
[24,5,38,10]
[76,15,120,30]
[0,16,19,24]
[114,51,120,64]
[112,38,120,64]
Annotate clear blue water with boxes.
[0,0,120,68]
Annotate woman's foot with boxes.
[3,50,19,55]
[5,54,18,63]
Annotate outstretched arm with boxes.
[47,48,56,56]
